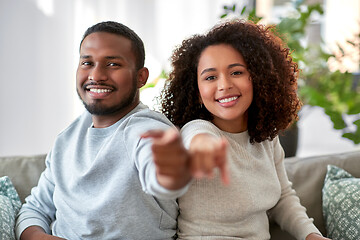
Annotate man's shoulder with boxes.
[57,111,92,138]
[126,103,173,128]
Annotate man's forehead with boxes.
[79,54,125,60]
[80,32,132,51]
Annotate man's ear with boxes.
[137,67,149,88]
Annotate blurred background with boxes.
[0,0,359,157]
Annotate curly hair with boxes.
[160,19,301,143]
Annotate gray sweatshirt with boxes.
[16,103,187,240]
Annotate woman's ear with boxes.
[136,67,149,88]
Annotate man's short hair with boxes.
[80,21,145,70]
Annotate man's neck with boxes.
[91,102,139,128]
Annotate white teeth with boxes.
[218,96,238,103]
[89,89,112,93]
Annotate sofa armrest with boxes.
[0,154,46,203]
[270,150,360,239]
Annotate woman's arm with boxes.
[306,233,331,240]
[268,137,324,239]
[188,133,229,185]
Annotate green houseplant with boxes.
[221,0,360,157]
[275,2,360,145]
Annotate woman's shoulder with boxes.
[180,120,221,147]
[181,119,220,135]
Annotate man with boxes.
[15,21,190,240]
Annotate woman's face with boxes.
[197,44,253,133]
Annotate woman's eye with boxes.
[232,71,243,76]
[205,75,216,81]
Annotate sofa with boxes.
[1,150,359,239]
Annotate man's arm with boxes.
[141,128,192,190]
[142,129,229,188]
[16,151,57,239]
[20,226,65,240]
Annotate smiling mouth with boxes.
[217,96,239,103]
[84,83,114,94]
[88,88,112,93]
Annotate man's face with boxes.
[76,32,140,117]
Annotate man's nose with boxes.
[88,65,108,82]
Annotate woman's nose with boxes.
[218,75,233,91]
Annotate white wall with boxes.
[0,0,359,157]
[0,0,235,156]
[0,0,76,156]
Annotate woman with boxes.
[160,20,330,240]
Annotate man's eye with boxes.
[81,61,92,66]
[108,62,120,67]
[205,76,216,81]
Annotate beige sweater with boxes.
[178,120,321,240]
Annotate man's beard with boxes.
[77,79,138,116]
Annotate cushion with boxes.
[0,154,46,202]
[282,151,360,235]
[0,176,22,240]
[322,165,360,239]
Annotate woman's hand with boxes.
[189,133,229,185]
[305,233,331,240]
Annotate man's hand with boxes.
[20,226,66,240]
[189,134,229,185]
[141,128,191,190]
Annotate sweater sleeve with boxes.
[180,120,220,149]
[124,112,190,200]
[15,151,56,239]
[268,137,321,240]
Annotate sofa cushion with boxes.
[284,150,360,235]
[0,155,46,203]
[0,176,22,240]
[322,165,360,240]
[270,150,360,239]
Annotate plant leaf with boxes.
[220,14,228,18]
[241,6,246,15]
[342,120,360,144]
[346,40,356,46]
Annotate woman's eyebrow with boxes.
[228,63,246,68]
[200,63,247,75]
[200,68,216,76]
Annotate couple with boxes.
[15,21,328,240]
